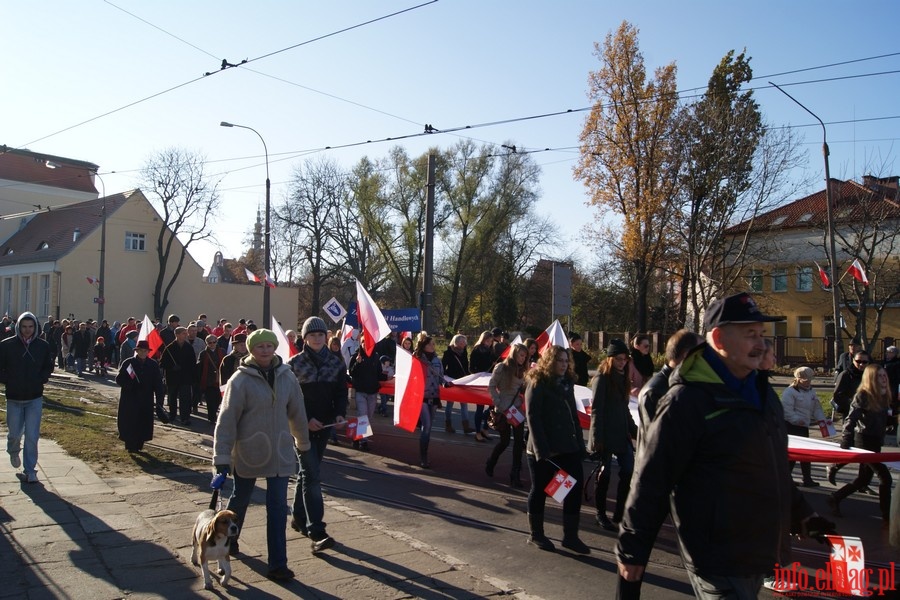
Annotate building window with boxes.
[749,269,763,292]
[125,232,146,251]
[798,316,813,339]
[40,275,51,317]
[773,321,787,337]
[796,267,812,292]
[771,269,787,292]
[3,278,11,316]
[20,276,30,312]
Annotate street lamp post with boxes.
[220,121,271,326]
[769,82,843,366]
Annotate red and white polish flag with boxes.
[126,363,137,380]
[270,315,297,363]
[86,276,100,285]
[499,334,523,360]
[814,261,831,288]
[847,259,869,286]
[137,314,164,359]
[504,405,525,427]
[818,419,837,438]
[264,272,276,289]
[355,279,392,356]
[346,416,373,440]
[244,268,260,283]
[536,320,569,356]
[826,535,867,596]
[393,348,425,432]
[544,469,577,504]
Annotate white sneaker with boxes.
[9,453,21,469]
[763,576,799,593]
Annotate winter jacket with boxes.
[781,385,826,428]
[418,352,444,400]
[213,355,310,479]
[525,374,585,462]
[0,312,54,400]
[589,368,638,455]
[289,345,348,427]
[442,346,469,380]
[488,361,524,412]
[832,368,863,415]
[637,364,673,428]
[842,391,889,448]
[198,347,226,388]
[617,343,813,578]
[348,350,385,394]
[159,340,197,387]
[469,344,494,373]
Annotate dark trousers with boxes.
[834,438,893,520]
[486,421,524,473]
[786,422,814,482]
[202,386,222,423]
[167,383,192,422]
[526,451,583,516]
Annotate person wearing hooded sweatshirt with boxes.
[288,316,348,554]
[213,329,310,582]
[1,312,54,483]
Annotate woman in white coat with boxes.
[781,366,826,487]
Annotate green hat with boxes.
[247,328,278,350]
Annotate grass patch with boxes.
[1,387,207,476]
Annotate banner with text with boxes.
[344,302,421,332]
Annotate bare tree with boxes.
[140,147,220,320]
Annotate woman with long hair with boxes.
[414,335,446,468]
[524,345,589,554]
[589,339,638,531]
[629,334,654,397]
[469,330,496,442]
[485,343,528,487]
[524,338,539,366]
[828,364,893,521]
[781,366,826,487]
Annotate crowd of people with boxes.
[4,295,899,593]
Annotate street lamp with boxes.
[47,161,106,322]
[769,82,843,365]
[220,121,271,326]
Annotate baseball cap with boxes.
[703,292,783,332]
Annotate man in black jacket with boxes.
[1,312,53,483]
[159,326,197,425]
[617,293,825,598]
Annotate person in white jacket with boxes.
[213,329,310,582]
[781,366,826,487]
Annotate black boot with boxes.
[561,513,590,554]
[509,466,523,488]
[419,439,430,469]
[612,471,632,523]
[527,513,555,552]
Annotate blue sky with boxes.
[4,1,899,274]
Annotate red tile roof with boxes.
[727,177,900,234]
[0,191,133,266]
[0,147,99,194]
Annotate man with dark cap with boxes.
[1,312,54,483]
[288,316,347,554]
[617,292,832,598]
[220,332,248,386]
[159,326,197,425]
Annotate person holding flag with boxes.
[288,316,348,553]
[524,345,589,554]
[115,340,164,452]
[414,335,450,469]
[485,343,529,488]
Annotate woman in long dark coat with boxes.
[115,340,165,452]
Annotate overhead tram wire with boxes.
[15,1,440,150]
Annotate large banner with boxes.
[344,302,421,332]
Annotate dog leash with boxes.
[210,472,230,511]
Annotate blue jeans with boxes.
[595,443,635,518]
[292,433,329,538]
[473,404,489,431]
[444,401,469,423]
[227,472,289,571]
[75,356,86,375]
[6,397,42,476]
[420,401,436,446]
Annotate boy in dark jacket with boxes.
[1,312,54,483]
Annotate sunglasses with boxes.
[854,360,869,365]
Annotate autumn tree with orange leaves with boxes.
[574,21,683,332]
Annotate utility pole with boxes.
[422,154,436,333]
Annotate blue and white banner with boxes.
[344,302,420,332]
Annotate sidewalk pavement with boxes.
[0,431,517,599]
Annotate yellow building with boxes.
[0,148,298,327]
[727,176,900,364]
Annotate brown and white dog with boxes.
[190,509,239,590]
